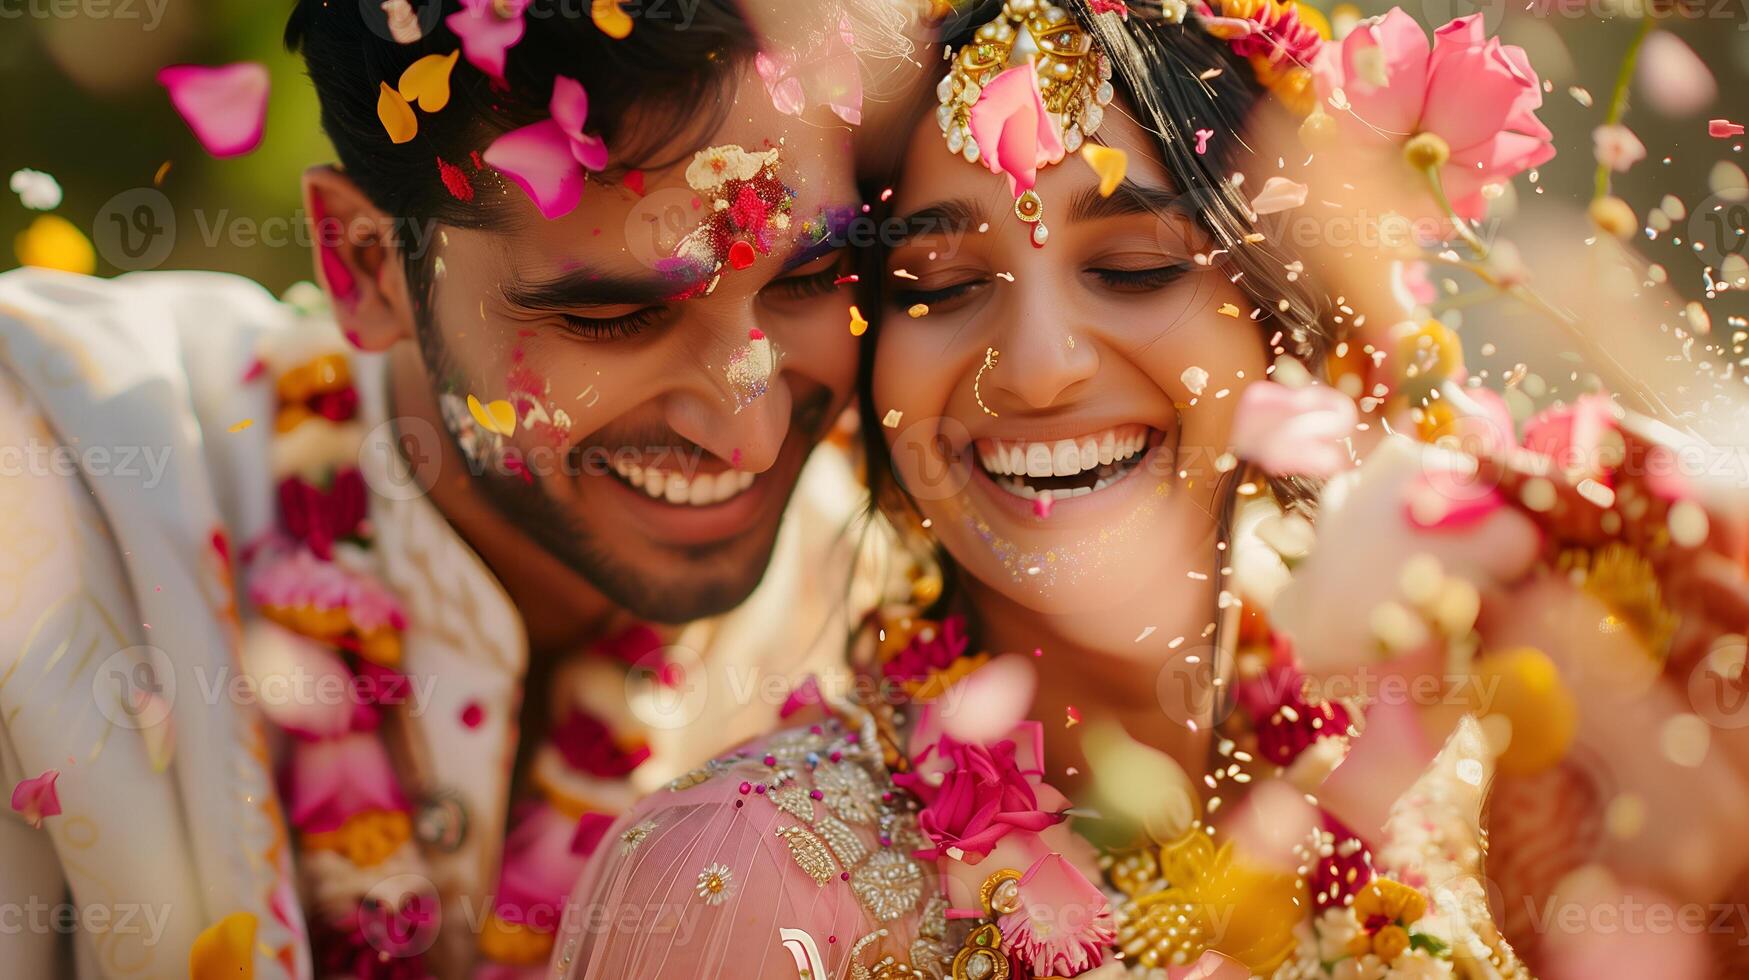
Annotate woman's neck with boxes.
[961,574,1221,799]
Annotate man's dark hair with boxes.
[285,0,759,231]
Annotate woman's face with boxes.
[874,94,1269,649]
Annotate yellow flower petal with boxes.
[398,50,459,113]
[190,911,256,980]
[848,305,868,337]
[377,82,418,145]
[15,214,95,275]
[466,394,517,437]
[1080,144,1128,198]
[592,0,633,38]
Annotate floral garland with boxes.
[244,324,665,979]
[849,597,1507,980]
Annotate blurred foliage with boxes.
[0,1,1745,299]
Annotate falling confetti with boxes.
[907,303,930,318]
[1708,118,1744,138]
[467,394,517,437]
[9,169,61,210]
[228,419,254,433]
[158,62,270,158]
[1065,705,1081,728]
[1194,128,1214,154]
[881,409,903,428]
[1080,144,1127,197]
[849,305,868,337]
[10,770,60,829]
[592,0,633,37]
[15,215,94,274]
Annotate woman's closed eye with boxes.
[889,274,989,309]
[1086,262,1193,293]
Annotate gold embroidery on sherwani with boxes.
[815,756,881,825]
[774,825,839,886]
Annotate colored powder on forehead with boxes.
[665,143,798,298]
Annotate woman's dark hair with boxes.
[855,0,1329,603]
[284,0,761,234]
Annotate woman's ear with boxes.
[302,166,418,352]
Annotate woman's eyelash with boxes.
[891,280,982,307]
[1090,264,1191,290]
[558,307,664,340]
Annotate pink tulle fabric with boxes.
[551,725,947,979]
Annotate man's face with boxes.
[418,73,859,623]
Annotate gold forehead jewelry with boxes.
[937,0,1116,248]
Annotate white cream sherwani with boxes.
[0,268,892,979]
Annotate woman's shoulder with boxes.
[554,719,957,979]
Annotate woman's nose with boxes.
[985,298,1100,412]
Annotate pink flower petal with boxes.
[1709,118,1745,138]
[157,63,269,158]
[1232,381,1358,477]
[1422,34,1539,153]
[285,733,407,832]
[484,119,586,219]
[1249,176,1308,215]
[10,770,61,829]
[1332,9,1429,136]
[1168,952,1253,980]
[967,65,1064,197]
[1638,32,1716,117]
[1593,123,1646,172]
[549,74,590,136]
[446,0,527,80]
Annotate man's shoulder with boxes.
[0,267,296,357]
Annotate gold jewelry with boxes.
[937,0,1116,248]
[978,867,1025,916]
[974,347,1001,418]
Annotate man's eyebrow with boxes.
[502,266,706,309]
[892,199,986,244]
[1068,180,1181,223]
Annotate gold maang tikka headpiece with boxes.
[936,0,1116,247]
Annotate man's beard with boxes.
[409,302,829,624]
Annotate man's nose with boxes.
[665,324,793,473]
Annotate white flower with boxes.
[10,169,62,211]
[1385,951,1453,979]
[1315,906,1364,962]
[684,144,778,193]
[1333,955,1388,980]
[695,862,736,905]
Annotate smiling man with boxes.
[0,2,919,976]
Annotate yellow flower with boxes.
[301,809,412,867]
[907,652,990,702]
[1372,923,1411,961]
[1353,878,1428,926]
[479,913,554,965]
[15,215,95,275]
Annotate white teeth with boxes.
[1052,440,1080,477]
[1026,444,1053,478]
[977,424,1158,504]
[613,461,758,507]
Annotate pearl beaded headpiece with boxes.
[935,0,1118,246]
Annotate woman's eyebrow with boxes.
[892,199,986,243]
[1067,180,1180,223]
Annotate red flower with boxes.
[1238,658,1353,767]
[893,732,1062,863]
[881,614,970,685]
[278,468,367,560]
[551,708,651,778]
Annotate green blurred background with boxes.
[1,0,1746,306]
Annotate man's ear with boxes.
[303,166,418,352]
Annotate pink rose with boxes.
[895,728,1063,863]
[1231,380,1359,478]
[284,731,409,833]
[1520,392,1620,485]
[1313,9,1554,222]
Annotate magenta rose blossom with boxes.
[894,731,1064,863]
